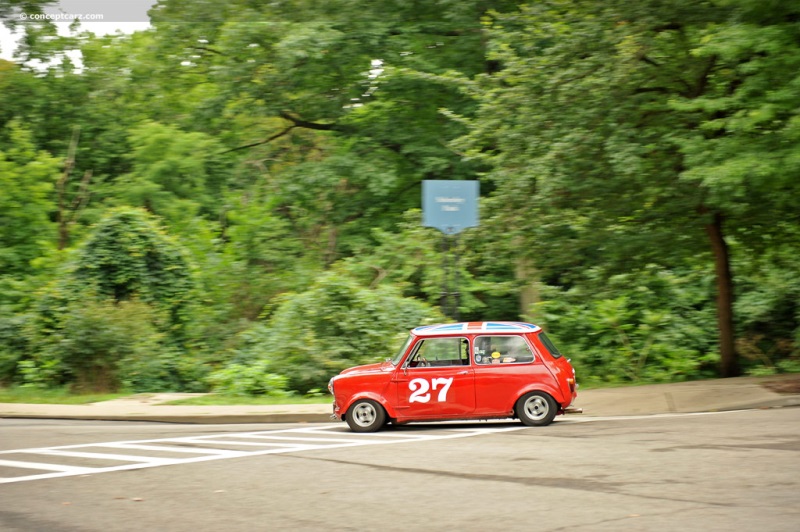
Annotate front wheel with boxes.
[515,391,557,427]
[346,399,386,432]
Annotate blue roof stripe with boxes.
[436,324,468,331]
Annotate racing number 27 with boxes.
[409,377,453,404]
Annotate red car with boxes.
[328,322,579,432]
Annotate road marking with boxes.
[0,459,94,473]
[553,410,744,424]
[0,424,520,485]
[32,449,173,463]
[2,412,742,484]
[107,443,243,455]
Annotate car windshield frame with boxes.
[390,334,415,366]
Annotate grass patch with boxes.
[0,386,331,406]
[163,394,332,406]
[0,386,129,404]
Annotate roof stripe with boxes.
[412,322,541,336]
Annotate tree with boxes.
[110,121,231,228]
[145,0,511,258]
[17,207,197,391]
[0,120,59,307]
[462,0,800,376]
[72,207,193,330]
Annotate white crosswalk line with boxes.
[31,449,173,463]
[231,435,367,444]
[102,443,244,455]
[0,424,515,485]
[177,439,301,447]
[0,458,94,473]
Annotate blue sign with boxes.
[422,180,479,234]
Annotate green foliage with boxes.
[16,209,198,392]
[460,0,800,377]
[339,209,519,321]
[0,120,59,307]
[219,271,444,394]
[1,0,798,395]
[207,360,290,397]
[45,299,164,392]
[532,266,720,385]
[72,207,193,330]
[119,346,209,394]
[112,122,232,227]
[0,313,31,385]
[734,240,800,374]
[21,296,208,393]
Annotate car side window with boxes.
[406,337,469,367]
[538,332,563,359]
[473,335,535,365]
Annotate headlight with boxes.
[328,378,334,395]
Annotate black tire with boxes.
[346,399,386,432]
[515,391,557,427]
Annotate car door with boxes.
[392,336,475,419]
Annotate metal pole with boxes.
[453,233,460,322]
[441,233,449,318]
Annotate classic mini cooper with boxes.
[328,322,579,432]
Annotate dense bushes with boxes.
[209,271,444,395]
[0,209,446,394]
[4,208,201,392]
[532,266,721,385]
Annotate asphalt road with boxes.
[1,408,799,531]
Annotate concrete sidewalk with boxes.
[1,374,799,425]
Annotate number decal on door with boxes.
[409,377,454,403]
[408,378,430,403]
[432,377,453,402]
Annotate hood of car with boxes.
[339,360,394,376]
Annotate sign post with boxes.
[422,180,479,320]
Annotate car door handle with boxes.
[457,371,469,375]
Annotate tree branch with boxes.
[221,125,296,154]
[191,45,226,57]
[221,111,341,154]
[639,55,661,68]
[279,111,337,131]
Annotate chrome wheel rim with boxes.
[353,402,377,427]
[523,395,549,421]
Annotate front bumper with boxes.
[331,401,342,421]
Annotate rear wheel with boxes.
[515,391,557,427]
[346,399,386,432]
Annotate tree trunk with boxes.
[515,258,540,321]
[705,211,739,377]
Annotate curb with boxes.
[2,374,799,424]
[2,401,798,424]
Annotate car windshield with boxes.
[390,334,415,365]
